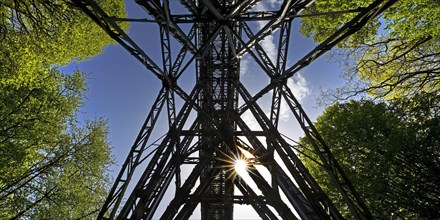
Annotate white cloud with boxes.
[255,0,283,10]
[287,73,309,103]
[254,2,277,63]
[263,73,309,122]
[268,0,283,8]
[240,57,249,76]
[260,36,276,63]
[248,1,310,122]
[240,1,275,76]
[241,110,261,131]
[241,110,267,149]
[279,73,310,121]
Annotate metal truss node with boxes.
[71,0,397,219]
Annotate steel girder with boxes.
[70,0,398,219]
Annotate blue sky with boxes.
[63,0,346,218]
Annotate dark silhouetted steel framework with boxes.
[72,0,397,219]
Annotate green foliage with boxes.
[301,1,380,47]
[302,3,440,217]
[0,0,127,218]
[301,0,440,47]
[299,94,440,219]
[301,0,440,100]
[0,0,128,88]
[357,38,439,99]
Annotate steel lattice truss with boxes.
[71,0,397,219]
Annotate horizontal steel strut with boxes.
[71,0,398,219]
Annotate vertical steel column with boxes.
[197,5,238,216]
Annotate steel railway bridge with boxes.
[72,0,397,219]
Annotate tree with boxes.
[298,94,440,219]
[300,0,440,100]
[0,0,127,218]
[1,0,128,88]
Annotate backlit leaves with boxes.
[299,95,440,219]
[0,0,126,218]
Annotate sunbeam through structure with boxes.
[71,0,397,219]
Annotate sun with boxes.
[234,159,248,176]
[214,146,255,180]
